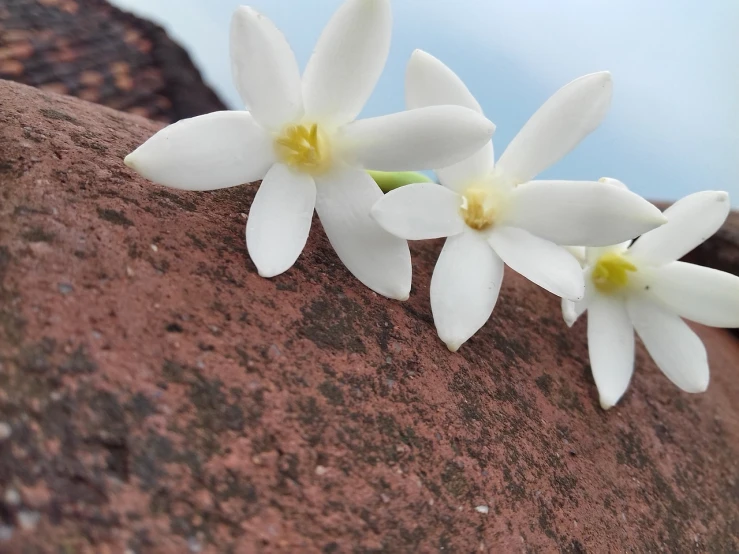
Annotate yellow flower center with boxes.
[591,252,637,293]
[274,123,331,175]
[460,187,498,231]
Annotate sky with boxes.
[110,0,739,205]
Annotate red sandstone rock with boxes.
[0,79,737,553]
[682,209,739,282]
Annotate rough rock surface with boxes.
[0,79,737,553]
[683,210,739,285]
[0,0,226,122]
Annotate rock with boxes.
[0,79,738,552]
[0,0,226,122]
[683,210,739,279]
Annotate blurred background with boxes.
[3,0,737,204]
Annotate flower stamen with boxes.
[275,123,331,174]
[592,252,637,293]
[460,187,496,231]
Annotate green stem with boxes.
[368,170,433,193]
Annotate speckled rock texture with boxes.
[682,210,739,290]
[0,0,226,122]
[0,79,737,553]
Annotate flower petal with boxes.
[314,164,411,299]
[641,261,739,328]
[405,49,483,112]
[487,226,584,300]
[562,275,592,327]
[338,106,495,171]
[628,191,730,265]
[587,294,635,409]
[627,297,709,393]
[125,112,274,191]
[371,183,464,240]
[436,143,495,193]
[565,246,588,266]
[404,51,496,191]
[230,7,303,129]
[496,72,612,184]
[562,298,582,328]
[431,231,504,351]
[302,0,391,126]
[246,164,316,278]
[505,180,666,247]
[585,242,632,266]
[598,177,628,190]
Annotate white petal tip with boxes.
[363,0,390,9]
[586,71,612,86]
[407,49,437,70]
[713,191,730,203]
[562,309,578,327]
[348,0,390,18]
[683,380,709,394]
[256,266,287,279]
[599,397,616,410]
[598,177,628,190]
[444,340,462,353]
[482,117,496,137]
[233,5,258,18]
[377,284,410,301]
[124,154,135,169]
[642,206,669,227]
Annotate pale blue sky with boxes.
[111,0,738,205]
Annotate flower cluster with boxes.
[124,0,738,410]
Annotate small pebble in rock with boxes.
[150,244,158,252]
[17,511,41,531]
[0,422,11,441]
[57,282,73,295]
[4,488,20,506]
[187,537,203,553]
[475,505,489,514]
[0,525,13,542]
[315,466,328,476]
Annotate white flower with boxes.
[563,186,739,409]
[371,50,667,350]
[123,1,495,300]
